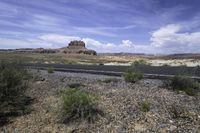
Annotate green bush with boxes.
[0,62,27,103]
[62,88,98,122]
[47,67,54,73]
[0,62,32,126]
[139,101,150,112]
[68,83,84,88]
[168,103,186,118]
[170,75,199,96]
[123,68,143,83]
[132,59,147,66]
[33,74,45,81]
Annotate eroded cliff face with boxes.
[60,41,97,55]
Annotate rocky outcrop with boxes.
[68,40,86,49]
[60,41,97,55]
[0,40,97,55]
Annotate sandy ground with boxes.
[149,59,200,67]
[104,59,200,67]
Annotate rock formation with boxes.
[0,40,97,55]
[60,41,97,55]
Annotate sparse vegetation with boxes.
[47,67,54,73]
[169,75,199,96]
[33,74,45,81]
[99,63,104,66]
[61,88,99,122]
[68,83,84,88]
[60,76,66,82]
[168,103,186,119]
[139,101,150,112]
[102,78,119,83]
[0,62,28,104]
[1,67,199,131]
[132,59,148,66]
[123,68,143,83]
[0,62,32,126]
[0,52,134,65]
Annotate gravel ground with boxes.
[1,70,200,133]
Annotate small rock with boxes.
[134,124,146,132]
[169,120,174,123]
[159,124,167,129]
[169,125,177,132]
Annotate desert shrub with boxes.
[170,75,199,96]
[68,83,84,88]
[102,78,119,83]
[60,76,66,82]
[139,101,150,112]
[47,67,54,73]
[0,62,32,127]
[132,59,147,66]
[123,68,143,83]
[0,62,28,104]
[33,74,45,81]
[167,103,187,119]
[61,88,99,122]
[99,63,104,66]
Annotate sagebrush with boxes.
[139,101,150,112]
[0,62,31,126]
[47,67,54,73]
[0,62,28,104]
[61,88,99,122]
[132,59,147,66]
[170,75,199,96]
[123,68,143,83]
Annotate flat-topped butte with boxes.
[0,40,97,55]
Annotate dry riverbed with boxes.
[1,70,200,133]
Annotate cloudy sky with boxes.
[0,0,200,54]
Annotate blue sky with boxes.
[0,0,200,53]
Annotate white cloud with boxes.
[151,24,181,38]
[82,38,103,47]
[121,40,134,48]
[31,14,60,26]
[0,38,53,49]
[38,34,138,53]
[105,43,116,49]
[82,38,136,53]
[73,25,136,37]
[73,27,117,37]
[2,26,200,54]
[39,34,81,46]
[0,34,136,53]
[150,24,200,53]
